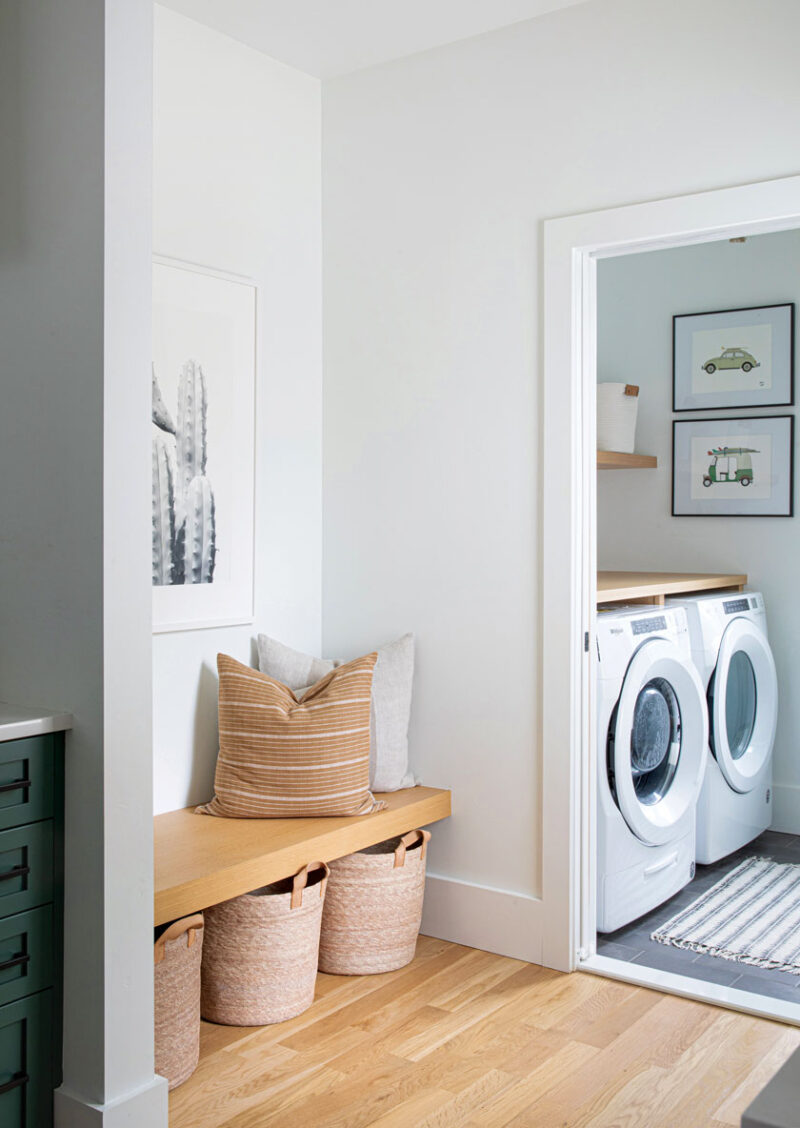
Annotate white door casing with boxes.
[542,174,800,973]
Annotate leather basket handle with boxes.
[393,829,431,869]
[154,914,204,965]
[291,860,330,909]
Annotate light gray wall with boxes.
[152,7,323,816]
[597,228,800,833]
[0,0,163,1121]
[321,0,800,951]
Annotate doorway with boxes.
[541,174,800,1024]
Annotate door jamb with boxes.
[541,174,800,973]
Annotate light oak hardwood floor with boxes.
[170,935,800,1128]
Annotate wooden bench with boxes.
[154,786,452,925]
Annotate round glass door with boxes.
[630,677,681,804]
[709,617,777,793]
[721,650,757,761]
[609,638,707,846]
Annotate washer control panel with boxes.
[631,615,667,635]
[723,597,751,614]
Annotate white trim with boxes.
[580,954,800,1027]
[421,874,543,964]
[542,175,800,982]
[55,1076,168,1127]
[771,783,800,834]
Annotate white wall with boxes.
[152,7,323,815]
[597,229,800,833]
[321,0,800,959]
[0,0,165,1122]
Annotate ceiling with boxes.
[158,0,589,79]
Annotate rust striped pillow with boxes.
[198,651,385,818]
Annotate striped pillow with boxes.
[198,652,385,818]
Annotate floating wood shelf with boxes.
[597,450,658,469]
[597,570,747,607]
[154,786,452,926]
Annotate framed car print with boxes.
[672,415,794,517]
[672,303,794,411]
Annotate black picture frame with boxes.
[672,302,795,412]
[672,414,794,518]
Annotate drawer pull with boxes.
[0,865,30,884]
[0,953,29,974]
[0,1071,28,1096]
[0,779,31,796]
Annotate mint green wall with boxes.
[597,228,800,832]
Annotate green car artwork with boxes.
[701,347,760,374]
[702,447,758,488]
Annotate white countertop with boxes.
[0,703,73,743]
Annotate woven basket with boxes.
[201,861,329,1026]
[319,829,431,975]
[154,914,204,1090]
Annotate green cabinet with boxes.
[0,908,54,1009]
[0,991,53,1128]
[0,731,64,1128]
[0,823,55,920]
[0,738,55,833]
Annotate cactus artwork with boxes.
[152,359,217,586]
[152,435,177,585]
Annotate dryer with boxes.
[668,592,778,864]
[596,605,708,933]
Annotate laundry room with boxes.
[594,226,800,1006]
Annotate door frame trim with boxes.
[542,174,800,973]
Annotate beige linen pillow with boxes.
[198,652,385,818]
[257,633,417,792]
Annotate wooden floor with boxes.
[170,936,800,1128]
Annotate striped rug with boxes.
[652,857,800,975]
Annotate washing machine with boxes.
[668,592,778,864]
[596,604,708,933]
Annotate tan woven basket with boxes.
[154,914,204,1090]
[201,861,329,1026]
[319,829,431,975]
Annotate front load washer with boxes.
[596,605,708,933]
[668,592,778,864]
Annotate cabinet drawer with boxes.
[0,824,53,920]
[0,908,54,1008]
[0,990,53,1128]
[0,739,55,833]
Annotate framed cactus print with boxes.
[152,258,256,632]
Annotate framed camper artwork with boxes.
[152,257,257,632]
[672,303,794,411]
[672,415,794,518]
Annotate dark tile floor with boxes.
[597,830,800,1003]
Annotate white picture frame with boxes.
[152,257,256,632]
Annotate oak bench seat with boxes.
[154,786,452,925]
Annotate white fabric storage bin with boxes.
[597,383,639,454]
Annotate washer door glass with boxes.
[723,650,757,761]
[608,638,707,846]
[709,617,777,793]
[631,677,681,804]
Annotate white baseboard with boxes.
[421,873,543,965]
[770,782,800,835]
[55,1076,168,1128]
